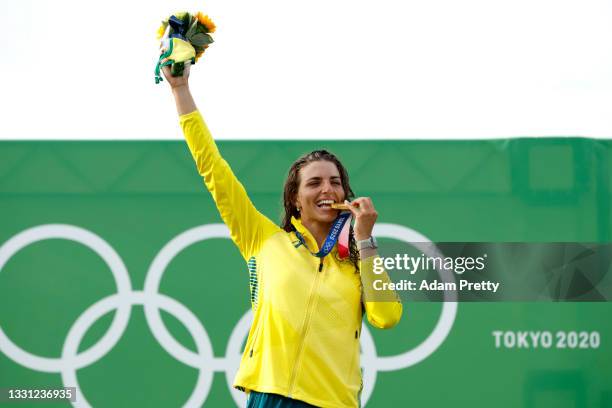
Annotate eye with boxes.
[332,179,341,185]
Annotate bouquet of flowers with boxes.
[154,11,216,84]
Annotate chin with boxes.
[315,212,338,224]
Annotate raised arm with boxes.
[345,198,403,329]
[163,63,279,260]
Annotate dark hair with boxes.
[281,150,359,269]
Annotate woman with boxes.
[162,62,402,408]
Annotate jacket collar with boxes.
[291,216,320,252]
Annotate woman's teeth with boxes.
[317,199,335,207]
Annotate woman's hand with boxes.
[161,55,197,115]
[161,55,191,89]
[344,197,378,241]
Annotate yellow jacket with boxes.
[180,110,402,407]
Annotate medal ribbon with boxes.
[337,212,351,259]
[294,211,352,259]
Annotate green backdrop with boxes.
[0,139,610,407]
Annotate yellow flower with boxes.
[156,23,167,40]
[196,12,216,33]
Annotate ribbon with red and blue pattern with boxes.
[337,212,352,259]
[293,211,352,259]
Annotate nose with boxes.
[320,180,332,193]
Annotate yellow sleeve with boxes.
[360,255,403,329]
[179,110,280,260]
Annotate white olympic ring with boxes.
[0,223,457,407]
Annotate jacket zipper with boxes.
[287,258,324,396]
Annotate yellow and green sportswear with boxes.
[180,110,402,408]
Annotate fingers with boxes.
[343,200,360,217]
[355,197,374,212]
[344,198,375,217]
[347,197,374,212]
[160,60,191,83]
[347,198,378,240]
[161,64,173,82]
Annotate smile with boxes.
[316,199,336,208]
